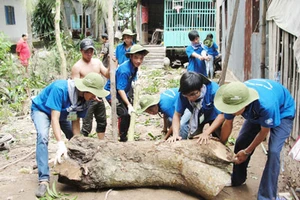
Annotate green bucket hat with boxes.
[74,72,110,98]
[138,95,160,113]
[125,44,149,58]
[122,29,136,38]
[203,38,213,48]
[214,82,259,114]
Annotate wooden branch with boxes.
[0,149,35,171]
[219,0,240,85]
[127,83,141,141]
[54,136,234,199]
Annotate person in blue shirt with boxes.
[138,88,191,140]
[214,79,295,200]
[31,72,109,198]
[185,30,210,76]
[113,29,136,66]
[105,44,149,142]
[203,33,219,79]
[167,71,222,143]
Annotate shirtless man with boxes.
[71,38,110,139]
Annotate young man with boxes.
[185,30,210,76]
[167,71,221,143]
[139,88,191,140]
[105,44,149,141]
[99,33,109,68]
[203,33,219,79]
[214,79,295,200]
[31,72,109,198]
[16,33,31,72]
[71,38,110,140]
[114,29,136,65]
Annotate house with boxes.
[64,0,94,39]
[215,0,300,188]
[136,0,217,47]
[0,0,28,43]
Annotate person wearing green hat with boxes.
[105,44,149,142]
[203,33,219,79]
[139,88,191,140]
[166,71,222,143]
[114,29,136,66]
[214,79,295,200]
[31,72,109,198]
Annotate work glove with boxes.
[54,141,69,165]
[127,104,135,116]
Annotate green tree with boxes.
[32,0,56,46]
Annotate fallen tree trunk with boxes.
[54,136,234,199]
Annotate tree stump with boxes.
[54,136,234,199]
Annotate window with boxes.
[4,6,16,25]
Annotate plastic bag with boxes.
[288,136,300,161]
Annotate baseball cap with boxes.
[74,72,110,98]
[214,82,259,114]
[80,38,96,51]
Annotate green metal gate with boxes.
[163,0,216,47]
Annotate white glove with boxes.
[54,141,69,165]
[127,104,135,116]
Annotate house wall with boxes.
[0,0,27,43]
[219,0,246,81]
[251,33,261,78]
[216,0,263,81]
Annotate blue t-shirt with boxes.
[159,88,179,118]
[115,42,134,65]
[186,45,207,76]
[224,79,295,128]
[31,80,87,120]
[104,60,137,101]
[203,42,219,58]
[175,81,220,122]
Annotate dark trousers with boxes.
[81,100,107,136]
[231,118,293,200]
[108,99,131,141]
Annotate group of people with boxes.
[31,28,295,200]
[186,30,220,79]
[32,29,148,197]
[138,29,295,200]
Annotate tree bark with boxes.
[54,136,234,199]
[55,0,67,79]
[260,0,267,78]
[107,0,118,140]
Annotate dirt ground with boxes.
[0,68,296,200]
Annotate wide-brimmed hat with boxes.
[122,29,136,38]
[80,38,96,51]
[203,38,213,48]
[214,82,259,114]
[125,44,149,58]
[138,95,160,113]
[74,72,110,98]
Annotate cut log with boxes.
[54,136,234,199]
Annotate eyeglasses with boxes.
[182,90,200,98]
